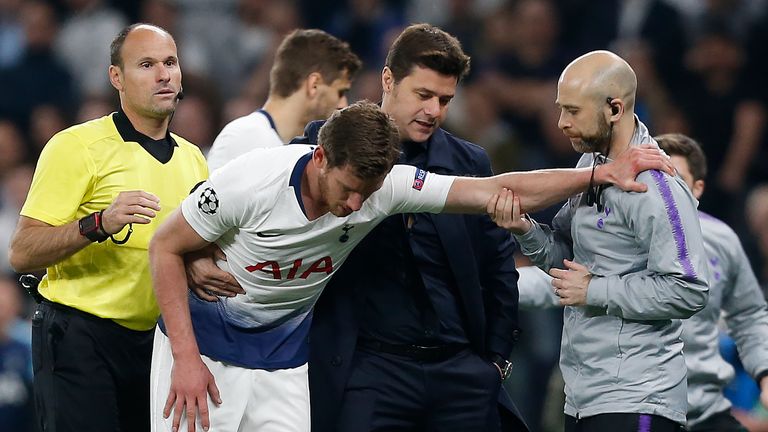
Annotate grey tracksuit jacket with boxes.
[518,211,768,426]
[684,212,768,427]
[515,119,710,424]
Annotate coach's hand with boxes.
[487,188,531,235]
[597,144,676,193]
[549,259,592,306]
[165,355,221,432]
[101,190,161,234]
[187,245,244,301]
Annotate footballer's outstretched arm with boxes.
[149,209,221,432]
[443,144,675,214]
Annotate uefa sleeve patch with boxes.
[198,187,219,215]
[412,169,427,191]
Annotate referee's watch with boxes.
[79,211,109,243]
[491,354,514,380]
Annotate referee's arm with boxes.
[10,190,160,272]
[10,216,92,272]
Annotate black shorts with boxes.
[689,410,748,432]
[565,412,684,432]
[32,301,154,432]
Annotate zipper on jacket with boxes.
[563,313,583,414]
[616,319,625,378]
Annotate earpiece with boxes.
[606,97,618,115]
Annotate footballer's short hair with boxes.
[385,23,470,84]
[655,133,708,181]
[270,29,362,98]
[318,101,400,179]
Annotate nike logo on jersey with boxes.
[256,231,281,238]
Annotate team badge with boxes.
[198,187,219,215]
[339,224,355,243]
[412,169,427,191]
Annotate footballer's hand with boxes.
[550,259,592,306]
[597,144,676,193]
[732,409,768,432]
[186,245,244,302]
[101,190,161,234]
[487,188,531,235]
[760,375,768,410]
[164,355,221,432]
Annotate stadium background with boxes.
[1,0,768,431]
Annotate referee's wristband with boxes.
[78,211,109,243]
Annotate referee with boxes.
[9,23,208,432]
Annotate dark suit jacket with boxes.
[292,122,529,432]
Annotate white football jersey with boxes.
[176,144,455,368]
[206,109,283,172]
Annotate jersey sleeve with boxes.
[375,164,455,215]
[181,173,247,243]
[720,229,768,379]
[517,266,561,310]
[20,131,96,226]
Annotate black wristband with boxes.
[78,211,109,243]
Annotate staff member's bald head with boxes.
[556,50,637,154]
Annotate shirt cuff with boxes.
[514,218,548,256]
[586,276,608,308]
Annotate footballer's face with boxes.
[670,154,705,199]
[556,81,612,154]
[311,70,352,120]
[381,65,457,143]
[318,164,385,217]
[109,26,182,120]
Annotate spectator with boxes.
[0,0,76,130]
[0,120,26,179]
[745,184,768,290]
[680,23,764,223]
[0,165,32,277]
[479,0,573,170]
[55,0,127,97]
[0,276,34,432]
[0,0,24,68]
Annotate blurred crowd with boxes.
[1,0,768,431]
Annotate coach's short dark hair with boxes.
[270,29,362,98]
[655,133,708,181]
[385,23,470,83]
[110,23,173,68]
[318,101,400,179]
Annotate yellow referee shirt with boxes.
[21,112,209,331]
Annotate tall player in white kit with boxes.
[148,102,675,432]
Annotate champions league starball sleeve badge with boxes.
[198,187,220,215]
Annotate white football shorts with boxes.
[150,327,310,431]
